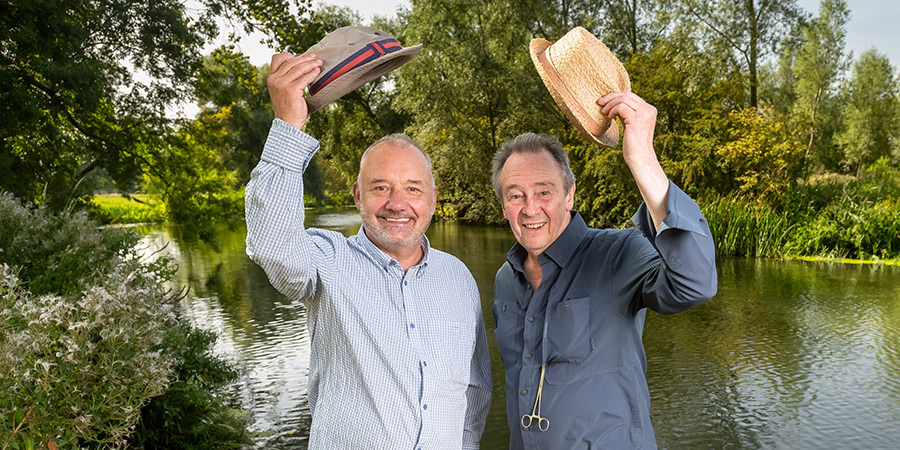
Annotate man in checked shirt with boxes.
[245,52,491,449]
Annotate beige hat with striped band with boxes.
[305,26,422,114]
[530,27,631,147]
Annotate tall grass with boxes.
[702,195,795,258]
[701,187,900,261]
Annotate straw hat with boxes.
[530,27,631,147]
[305,26,422,113]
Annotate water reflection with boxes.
[139,210,900,449]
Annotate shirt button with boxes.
[527,316,535,322]
[525,353,532,359]
[410,323,415,329]
[502,305,507,312]
[423,361,427,367]
[404,280,408,286]
[423,404,428,410]
[520,389,528,395]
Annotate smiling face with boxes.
[499,149,575,260]
[353,141,436,263]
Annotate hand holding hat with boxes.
[268,52,323,130]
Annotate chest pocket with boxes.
[493,301,523,365]
[546,296,592,364]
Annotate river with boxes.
[138,208,900,449]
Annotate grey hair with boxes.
[358,133,434,186]
[491,132,575,200]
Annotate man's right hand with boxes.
[267,52,323,130]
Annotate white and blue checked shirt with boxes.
[245,119,492,449]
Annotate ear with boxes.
[352,182,361,209]
[566,183,575,211]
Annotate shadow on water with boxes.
[139,210,900,449]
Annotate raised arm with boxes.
[597,92,669,230]
[245,53,331,301]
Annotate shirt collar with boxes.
[505,211,588,273]
[354,225,431,272]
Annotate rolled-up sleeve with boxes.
[628,180,718,314]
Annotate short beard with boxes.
[360,213,433,250]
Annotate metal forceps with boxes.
[521,364,550,432]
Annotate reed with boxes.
[702,195,794,258]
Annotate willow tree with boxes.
[835,49,900,175]
[680,0,802,108]
[791,0,850,171]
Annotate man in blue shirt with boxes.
[491,92,717,449]
[246,52,491,449]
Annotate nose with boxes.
[521,195,540,216]
[385,188,407,211]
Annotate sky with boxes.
[227,0,900,66]
[172,0,900,117]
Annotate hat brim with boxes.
[307,44,423,113]
[530,38,619,147]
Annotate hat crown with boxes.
[308,27,394,69]
[546,27,630,131]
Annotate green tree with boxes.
[791,0,850,171]
[835,49,900,175]
[0,0,228,209]
[680,0,802,108]
[716,108,804,200]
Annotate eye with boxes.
[540,190,550,196]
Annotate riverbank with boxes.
[92,186,900,265]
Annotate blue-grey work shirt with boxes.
[493,182,717,449]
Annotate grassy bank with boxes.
[701,184,900,262]
[90,193,166,224]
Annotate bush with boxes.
[0,263,176,448]
[0,192,249,449]
[0,192,142,296]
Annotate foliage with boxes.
[790,0,850,170]
[0,192,247,449]
[715,108,804,200]
[834,49,900,175]
[0,262,176,449]
[678,0,803,107]
[702,165,900,260]
[0,0,230,210]
[140,121,246,247]
[130,324,250,450]
[0,192,143,296]
[702,195,795,258]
